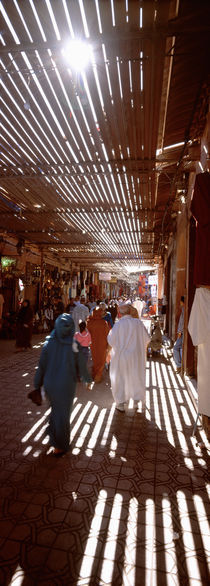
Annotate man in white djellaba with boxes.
[107,303,150,412]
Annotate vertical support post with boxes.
[39,248,44,309]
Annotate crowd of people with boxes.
[29,294,152,456]
[7,290,188,458]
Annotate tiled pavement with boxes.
[0,335,209,586]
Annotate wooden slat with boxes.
[0,0,208,271]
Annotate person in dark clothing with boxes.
[54,297,65,321]
[15,299,33,351]
[99,302,113,328]
[108,301,118,324]
[34,313,92,456]
[66,298,76,315]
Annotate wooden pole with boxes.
[39,248,44,310]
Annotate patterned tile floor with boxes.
[0,335,209,586]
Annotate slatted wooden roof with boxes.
[0,0,209,278]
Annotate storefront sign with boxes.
[99,272,111,281]
[148,275,158,285]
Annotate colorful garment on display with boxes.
[188,287,210,417]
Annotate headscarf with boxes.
[118,303,131,315]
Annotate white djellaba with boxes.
[188,287,210,417]
[107,303,150,406]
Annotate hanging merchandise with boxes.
[80,270,84,291]
[77,270,81,294]
[71,275,77,298]
[94,273,98,286]
[84,270,88,285]
[63,280,70,307]
[138,274,148,297]
[85,270,89,295]
[151,285,157,298]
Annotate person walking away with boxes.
[130,305,139,319]
[173,296,185,374]
[33,313,90,456]
[66,297,76,315]
[87,306,109,383]
[99,302,113,328]
[73,320,92,388]
[132,298,143,319]
[72,295,89,333]
[74,320,91,364]
[107,303,150,412]
[108,300,118,324]
[15,299,33,351]
[87,296,97,311]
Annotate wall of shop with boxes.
[174,209,187,336]
[162,109,209,373]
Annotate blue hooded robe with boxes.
[34,313,91,452]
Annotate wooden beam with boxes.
[0,208,160,216]
[1,22,209,54]
[3,229,157,235]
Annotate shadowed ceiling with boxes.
[0,0,209,278]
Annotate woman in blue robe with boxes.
[34,313,91,456]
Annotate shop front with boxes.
[1,256,18,314]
